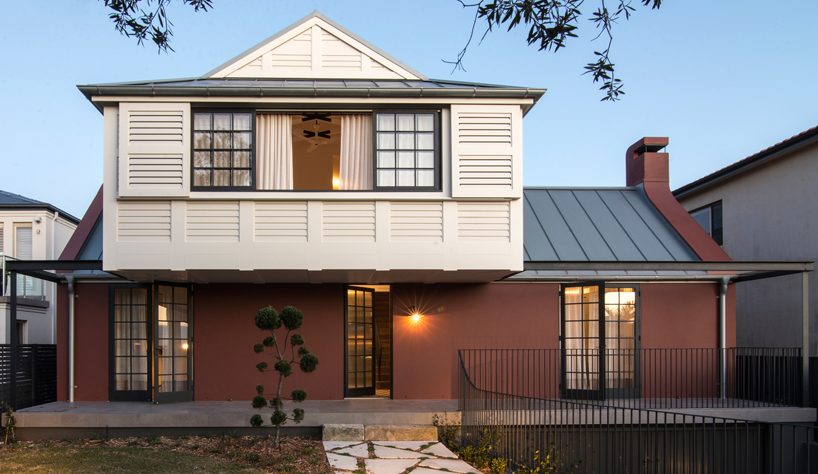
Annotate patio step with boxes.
[323,423,437,441]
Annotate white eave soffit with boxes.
[203,12,426,81]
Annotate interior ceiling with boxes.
[291,113,341,152]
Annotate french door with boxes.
[109,283,193,403]
[560,283,640,400]
[345,286,375,398]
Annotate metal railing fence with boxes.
[458,349,814,473]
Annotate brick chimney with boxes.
[626,137,731,261]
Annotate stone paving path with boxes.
[323,440,482,474]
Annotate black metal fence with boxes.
[0,344,57,409]
[458,348,814,473]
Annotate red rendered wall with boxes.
[55,282,109,401]
[390,282,558,400]
[193,283,345,402]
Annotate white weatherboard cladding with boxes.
[254,201,308,242]
[109,199,523,277]
[118,102,190,198]
[322,201,376,242]
[390,202,443,242]
[457,202,511,242]
[450,104,522,198]
[117,201,171,242]
[186,202,240,242]
[210,18,416,80]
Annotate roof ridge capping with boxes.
[202,10,429,81]
[626,136,731,262]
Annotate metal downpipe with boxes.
[67,275,75,403]
[719,277,730,399]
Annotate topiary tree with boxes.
[250,305,319,447]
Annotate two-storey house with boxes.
[50,12,809,416]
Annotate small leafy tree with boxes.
[250,305,319,447]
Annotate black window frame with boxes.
[372,109,441,192]
[689,201,723,246]
[190,109,256,192]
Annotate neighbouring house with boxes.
[0,190,78,344]
[31,12,809,420]
[674,127,818,355]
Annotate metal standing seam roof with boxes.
[518,187,701,279]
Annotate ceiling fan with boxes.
[295,119,338,152]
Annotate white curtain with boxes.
[256,114,293,190]
[340,115,372,190]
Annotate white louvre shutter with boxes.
[450,104,523,199]
[15,226,32,259]
[118,102,191,197]
[0,226,4,254]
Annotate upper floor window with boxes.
[690,202,723,246]
[191,110,439,192]
[192,111,254,190]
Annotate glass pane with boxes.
[378,170,395,187]
[213,113,231,131]
[584,303,599,322]
[364,308,372,324]
[233,113,252,131]
[233,132,251,149]
[377,151,395,168]
[173,286,187,302]
[116,374,129,391]
[377,114,395,131]
[348,371,355,389]
[214,132,231,149]
[417,151,434,168]
[174,357,188,374]
[620,290,636,305]
[416,114,434,131]
[115,289,130,305]
[364,325,372,339]
[234,151,251,168]
[115,323,129,339]
[416,133,434,150]
[115,355,129,372]
[159,375,173,393]
[397,132,414,150]
[397,114,415,131]
[132,356,147,374]
[132,340,147,357]
[193,113,211,131]
[159,357,173,376]
[174,304,188,322]
[398,170,415,186]
[417,170,434,187]
[356,291,363,306]
[132,306,146,322]
[583,286,599,303]
[214,170,230,186]
[213,151,230,168]
[234,170,251,186]
[605,322,618,339]
[174,375,188,392]
[564,322,583,339]
[157,304,170,321]
[347,290,355,306]
[356,372,364,387]
[132,374,147,391]
[605,305,620,320]
[565,304,582,321]
[194,170,210,186]
[397,152,414,168]
[132,321,146,339]
[158,338,171,358]
[604,288,620,305]
[347,323,355,338]
[365,371,372,387]
[620,321,634,338]
[564,287,582,304]
[193,132,211,149]
[364,291,371,306]
[347,341,355,356]
[158,286,172,303]
[115,306,128,322]
[133,289,146,305]
[175,337,189,354]
[347,306,357,323]
[365,356,373,371]
[377,132,395,149]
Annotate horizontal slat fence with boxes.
[0,344,57,409]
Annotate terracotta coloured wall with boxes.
[390,282,559,400]
[56,282,109,401]
[193,283,345,401]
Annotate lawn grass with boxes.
[0,446,264,473]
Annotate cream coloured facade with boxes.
[84,12,541,284]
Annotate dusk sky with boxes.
[1,1,816,217]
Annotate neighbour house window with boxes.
[14,224,42,298]
[191,110,439,192]
[16,320,26,345]
[690,202,723,246]
[192,111,255,189]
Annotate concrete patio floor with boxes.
[11,399,460,440]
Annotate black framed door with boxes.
[561,283,605,400]
[153,284,193,403]
[345,286,375,398]
[603,285,640,399]
[109,284,152,401]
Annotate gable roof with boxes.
[674,125,818,199]
[60,186,102,261]
[0,190,80,224]
[204,11,427,81]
